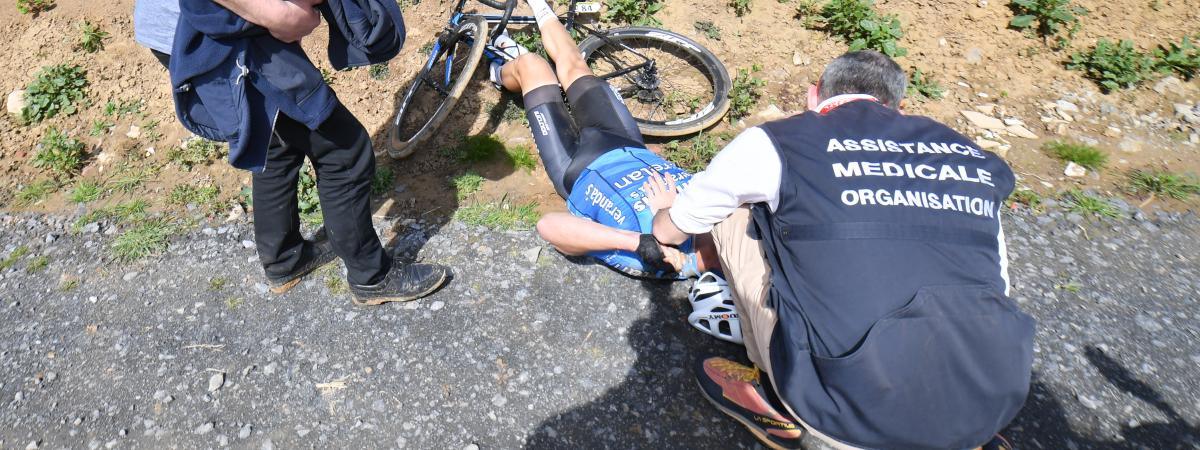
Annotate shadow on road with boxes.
[1005,346,1199,449]
[523,277,750,449]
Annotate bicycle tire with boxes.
[578,27,732,137]
[387,17,489,159]
[477,0,517,41]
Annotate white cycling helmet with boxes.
[687,272,743,345]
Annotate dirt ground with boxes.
[1,0,1198,220]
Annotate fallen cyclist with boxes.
[486,0,745,344]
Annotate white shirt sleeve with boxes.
[668,127,783,234]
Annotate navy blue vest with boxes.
[752,101,1035,449]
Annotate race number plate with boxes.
[575,2,601,13]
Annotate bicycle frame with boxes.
[416,0,657,93]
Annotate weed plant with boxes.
[1062,189,1120,218]
[372,166,395,195]
[663,132,729,173]
[16,0,54,15]
[606,0,663,26]
[168,139,226,171]
[1126,169,1200,200]
[508,145,538,172]
[907,68,944,100]
[1153,35,1200,80]
[1044,141,1107,170]
[298,164,323,226]
[22,64,88,124]
[14,180,58,206]
[26,255,49,273]
[112,219,174,261]
[0,246,30,270]
[821,0,907,57]
[730,0,752,17]
[694,21,721,40]
[728,67,766,122]
[168,184,220,208]
[452,172,485,200]
[32,128,87,179]
[78,20,109,53]
[369,63,390,80]
[1007,189,1043,212]
[1008,0,1086,48]
[68,180,103,203]
[1068,39,1154,92]
[455,198,539,230]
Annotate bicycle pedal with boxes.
[575,1,601,14]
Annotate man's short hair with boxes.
[818,51,907,108]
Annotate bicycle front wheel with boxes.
[388,17,489,159]
[578,27,732,137]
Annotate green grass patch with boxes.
[1062,189,1120,218]
[72,199,150,232]
[32,127,88,179]
[372,165,395,196]
[1055,281,1082,293]
[455,198,539,230]
[1008,0,1086,48]
[68,180,103,203]
[298,164,323,226]
[1126,169,1200,200]
[455,134,507,163]
[1007,188,1043,212]
[209,277,228,291]
[22,64,88,125]
[1068,39,1155,92]
[225,297,245,309]
[663,132,730,173]
[0,246,30,271]
[89,118,114,137]
[103,99,144,119]
[112,219,174,261]
[728,66,766,122]
[167,139,226,171]
[26,255,49,273]
[499,97,528,125]
[907,67,944,101]
[368,63,390,80]
[322,265,348,295]
[508,145,538,172]
[820,0,907,57]
[78,20,109,53]
[1043,141,1107,170]
[59,279,79,292]
[108,165,158,193]
[14,180,58,207]
[451,172,485,200]
[605,0,663,26]
[694,21,722,40]
[168,184,220,208]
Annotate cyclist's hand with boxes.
[268,0,322,43]
[641,172,677,215]
[659,244,685,273]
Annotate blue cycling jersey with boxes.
[565,147,695,279]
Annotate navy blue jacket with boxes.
[752,101,1034,449]
[169,0,405,172]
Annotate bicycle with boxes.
[387,0,732,159]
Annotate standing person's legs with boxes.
[253,115,314,281]
[300,102,390,286]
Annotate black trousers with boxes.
[253,103,390,286]
[151,50,388,285]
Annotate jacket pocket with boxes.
[805,285,1034,449]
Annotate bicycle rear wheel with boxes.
[388,17,489,159]
[578,27,732,137]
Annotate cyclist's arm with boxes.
[213,0,322,43]
[536,213,640,256]
[653,127,782,244]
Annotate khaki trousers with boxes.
[710,207,862,450]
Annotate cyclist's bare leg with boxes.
[500,54,558,95]
[533,18,593,91]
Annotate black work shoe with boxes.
[349,262,449,305]
[265,237,338,294]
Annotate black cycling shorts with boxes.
[523,75,644,199]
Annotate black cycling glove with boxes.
[637,234,676,276]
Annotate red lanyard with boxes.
[817,94,880,114]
